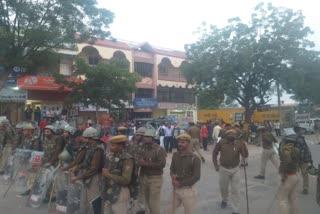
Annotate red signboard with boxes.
[18,75,82,91]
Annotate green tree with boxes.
[182,2,319,123]
[55,58,141,120]
[0,0,113,87]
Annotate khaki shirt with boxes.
[42,135,65,167]
[187,125,200,139]
[212,139,248,169]
[107,154,134,186]
[262,132,277,149]
[141,142,166,176]
[170,151,201,187]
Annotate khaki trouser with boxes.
[0,144,12,171]
[190,139,204,159]
[259,148,280,176]
[103,187,129,214]
[165,186,197,214]
[278,173,300,214]
[133,176,145,212]
[300,163,309,190]
[219,166,240,213]
[143,175,163,214]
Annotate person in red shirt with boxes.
[39,118,48,140]
[201,124,209,151]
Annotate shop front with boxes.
[155,102,196,123]
[133,98,157,119]
[17,75,82,121]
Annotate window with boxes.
[157,87,194,103]
[135,89,153,98]
[158,58,186,81]
[59,58,73,76]
[134,62,153,77]
[88,55,100,65]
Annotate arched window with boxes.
[158,58,172,76]
[111,51,130,69]
[80,46,102,66]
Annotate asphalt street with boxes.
[0,135,319,214]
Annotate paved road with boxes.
[0,135,319,213]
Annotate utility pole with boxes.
[276,81,282,132]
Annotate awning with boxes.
[18,75,82,91]
[133,108,152,113]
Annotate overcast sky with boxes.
[98,0,320,104]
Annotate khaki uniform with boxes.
[141,142,166,214]
[42,135,65,167]
[127,140,146,212]
[187,126,204,159]
[0,126,16,172]
[278,142,300,214]
[101,151,133,214]
[77,142,104,214]
[166,151,201,214]
[258,132,279,176]
[212,139,248,213]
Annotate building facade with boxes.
[11,39,195,123]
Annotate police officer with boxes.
[41,125,65,168]
[138,129,166,214]
[0,119,16,174]
[166,133,201,214]
[70,127,104,214]
[128,127,146,214]
[187,122,205,163]
[254,126,279,180]
[294,125,313,194]
[101,135,134,213]
[117,126,128,136]
[18,123,40,150]
[278,134,301,214]
[212,129,248,214]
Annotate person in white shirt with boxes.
[164,123,174,153]
[212,120,222,144]
[273,121,281,136]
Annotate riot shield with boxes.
[67,175,82,214]
[13,149,32,194]
[55,169,68,213]
[29,166,57,208]
[3,155,14,183]
[317,164,320,206]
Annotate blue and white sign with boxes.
[134,98,158,108]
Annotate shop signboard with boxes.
[0,87,27,102]
[235,113,243,121]
[134,98,157,108]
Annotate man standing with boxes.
[278,134,301,214]
[274,121,281,137]
[294,125,313,194]
[138,129,166,214]
[200,123,208,151]
[212,120,221,144]
[254,126,279,180]
[212,129,248,214]
[70,127,104,214]
[187,122,205,163]
[101,135,134,213]
[165,133,201,214]
[164,123,174,153]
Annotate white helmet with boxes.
[82,127,99,139]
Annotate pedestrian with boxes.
[24,105,33,121]
[128,123,136,141]
[200,123,208,151]
[187,122,205,163]
[34,107,41,124]
[156,123,165,148]
[294,125,313,194]
[164,123,174,153]
[212,129,249,214]
[274,121,281,137]
[0,119,16,174]
[207,120,214,145]
[70,127,104,214]
[212,120,221,144]
[278,134,301,214]
[165,133,201,214]
[101,135,134,214]
[254,126,279,180]
[138,129,166,214]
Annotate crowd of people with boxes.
[0,116,318,214]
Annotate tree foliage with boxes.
[55,58,141,111]
[0,0,113,86]
[182,2,319,122]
